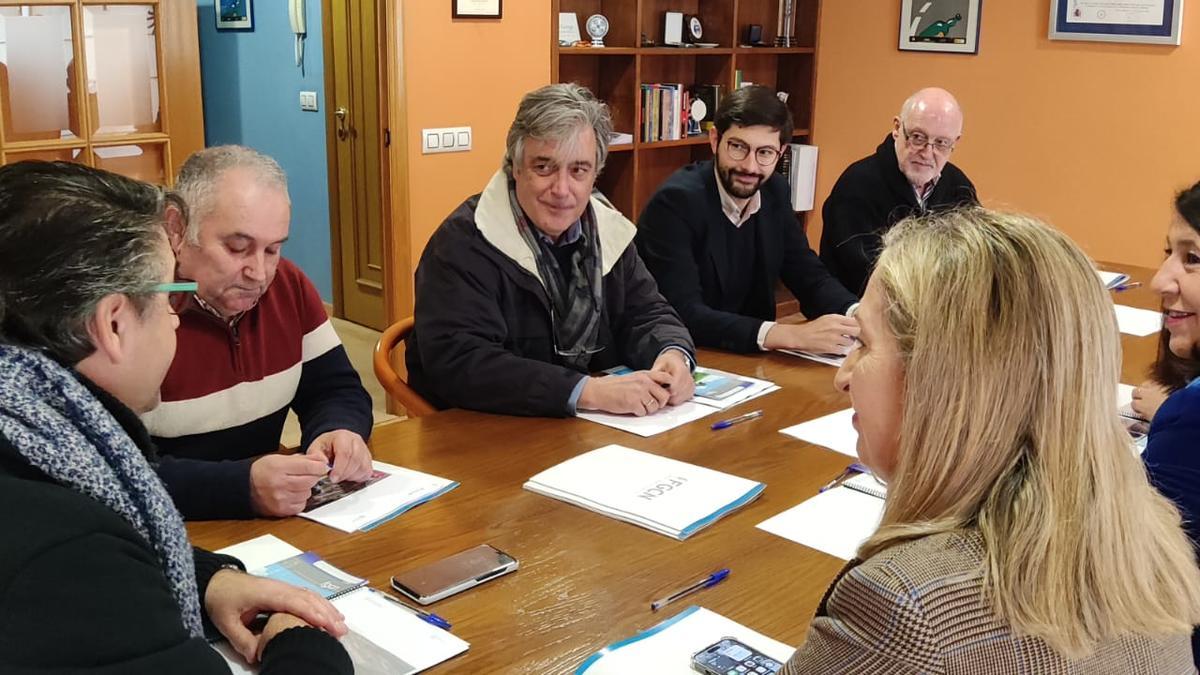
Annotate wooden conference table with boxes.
[188,263,1163,674]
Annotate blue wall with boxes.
[195,0,333,300]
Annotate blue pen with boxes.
[819,462,870,493]
[1113,281,1142,292]
[711,409,763,430]
[650,569,731,611]
[379,590,453,630]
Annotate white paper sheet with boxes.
[577,401,718,437]
[1113,304,1162,337]
[577,606,793,674]
[779,408,858,457]
[779,349,845,367]
[757,487,884,560]
[1098,270,1130,290]
[213,538,469,674]
[299,461,458,533]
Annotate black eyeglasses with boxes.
[724,138,781,166]
[901,123,956,155]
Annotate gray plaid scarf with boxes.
[0,344,203,637]
[509,183,603,371]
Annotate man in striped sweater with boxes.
[142,146,374,520]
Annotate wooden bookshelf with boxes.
[552,0,822,220]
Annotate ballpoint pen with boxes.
[650,569,730,611]
[711,410,763,430]
[819,462,870,493]
[379,590,453,630]
[1113,281,1142,292]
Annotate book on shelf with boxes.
[524,444,765,540]
[641,82,705,143]
[215,535,469,674]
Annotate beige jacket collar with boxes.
[473,170,636,287]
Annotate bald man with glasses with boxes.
[819,87,977,295]
[636,85,860,356]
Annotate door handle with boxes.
[334,106,349,140]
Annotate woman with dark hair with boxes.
[0,161,351,673]
[1141,180,1200,663]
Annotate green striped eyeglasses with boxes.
[148,281,198,315]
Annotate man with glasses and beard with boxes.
[406,84,695,418]
[819,87,977,295]
[636,85,859,355]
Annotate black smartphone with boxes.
[692,637,783,675]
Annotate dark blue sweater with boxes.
[1142,377,1200,663]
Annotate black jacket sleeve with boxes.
[155,455,255,521]
[610,243,696,368]
[637,189,764,353]
[0,529,237,674]
[412,239,586,418]
[820,190,885,297]
[292,344,375,452]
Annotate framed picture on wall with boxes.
[216,0,253,31]
[899,0,982,54]
[453,0,502,19]
[1049,0,1183,44]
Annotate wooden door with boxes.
[326,0,386,330]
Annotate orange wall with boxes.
[401,1,551,272]
[810,1,1200,269]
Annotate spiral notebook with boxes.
[756,474,886,561]
[214,535,469,674]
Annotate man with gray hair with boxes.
[819,87,977,295]
[143,145,374,520]
[406,83,696,417]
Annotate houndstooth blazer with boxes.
[784,529,1197,674]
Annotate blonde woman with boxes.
[784,208,1200,673]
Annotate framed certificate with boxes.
[1049,0,1183,44]
[452,0,502,19]
[899,0,982,54]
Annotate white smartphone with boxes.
[390,544,518,605]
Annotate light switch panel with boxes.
[421,126,473,154]
[299,91,319,112]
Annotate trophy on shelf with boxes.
[775,0,796,47]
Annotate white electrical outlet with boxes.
[422,126,472,154]
[299,91,319,112]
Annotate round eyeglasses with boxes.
[724,138,782,167]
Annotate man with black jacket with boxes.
[407,84,696,418]
[636,85,860,355]
[820,87,977,295]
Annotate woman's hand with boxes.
[1131,379,1170,422]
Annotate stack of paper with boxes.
[1113,304,1162,337]
[524,445,765,540]
[779,349,845,367]
[578,366,777,437]
[215,535,469,674]
[757,475,886,561]
[779,408,858,457]
[1098,270,1130,290]
[300,460,459,533]
[577,605,794,674]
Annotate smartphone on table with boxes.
[692,637,783,675]
[390,544,518,605]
